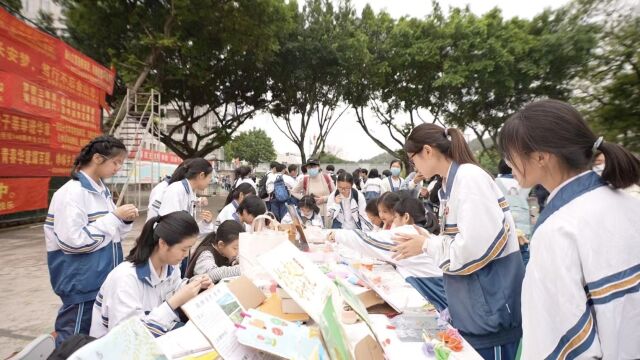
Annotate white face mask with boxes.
[593,164,605,176]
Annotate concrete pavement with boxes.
[0,194,227,358]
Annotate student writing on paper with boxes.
[186,220,244,283]
[281,195,324,228]
[216,182,256,227]
[499,100,640,359]
[45,135,138,347]
[392,124,524,359]
[90,211,212,338]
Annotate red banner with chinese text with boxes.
[0,177,49,215]
[0,143,77,177]
[0,108,102,152]
[132,149,183,165]
[0,7,115,94]
[0,72,100,131]
[0,36,105,105]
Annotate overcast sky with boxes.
[240,0,570,161]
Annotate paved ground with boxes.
[0,194,227,359]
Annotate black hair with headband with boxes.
[71,135,127,180]
[126,211,199,265]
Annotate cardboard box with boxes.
[281,298,306,314]
[226,276,266,310]
[257,294,311,322]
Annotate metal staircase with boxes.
[107,89,162,208]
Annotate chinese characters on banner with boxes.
[0,178,49,215]
[0,7,115,215]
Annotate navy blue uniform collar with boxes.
[77,171,111,198]
[135,260,174,286]
[533,171,606,235]
[439,161,460,201]
[181,179,191,194]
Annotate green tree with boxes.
[1,0,22,14]
[269,0,350,164]
[61,0,292,158]
[224,129,277,166]
[576,1,640,151]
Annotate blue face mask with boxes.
[390,167,401,177]
[308,168,320,177]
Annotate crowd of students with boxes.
[44,99,639,360]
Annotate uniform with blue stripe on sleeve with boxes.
[521,171,640,359]
[158,179,214,235]
[45,171,133,346]
[90,260,186,338]
[420,162,525,356]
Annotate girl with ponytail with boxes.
[44,135,139,347]
[498,99,640,359]
[90,211,212,338]
[392,124,525,358]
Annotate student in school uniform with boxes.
[281,195,324,228]
[233,165,258,193]
[498,99,640,359]
[186,220,245,283]
[377,192,401,230]
[329,224,447,311]
[362,169,383,201]
[292,158,335,226]
[90,211,212,338]
[266,163,296,221]
[381,160,404,193]
[233,194,267,231]
[365,199,383,231]
[392,124,524,359]
[45,135,139,347]
[147,160,190,221]
[327,173,372,230]
[158,158,214,235]
[216,183,256,227]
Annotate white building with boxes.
[20,0,65,33]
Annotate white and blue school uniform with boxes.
[147,176,171,221]
[362,177,383,200]
[381,176,403,193]
[522,171,640,360]
[420,162,524,355]
[281,209,324,228]
[90,260,185,338]
[158,179,214,235]
[215,199,240,227]
[44,171,132,346]
[327,189,372,231]
[336,226,447,311]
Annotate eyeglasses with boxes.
[408,149,423,167]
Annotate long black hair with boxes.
[499,99,640,189]
[71,135,126,179]
[405,124,478,166]
[126,211,199,265]
[186,220,245,278]
[169,158,213,184]
[224,182,257,206]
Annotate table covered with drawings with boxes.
[72,217,483,360]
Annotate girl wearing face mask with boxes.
[327,173,372,230]
[90,211,212,338]
[382,160,404,193]
[186,220,245,283]
[499,99,640,359]
[281,195,324,228]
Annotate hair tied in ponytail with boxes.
[592,136,604,153]
[153,215,162,229]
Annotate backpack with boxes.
[303,174,333,194]
[258,173,269,199]
[273,175,290,202]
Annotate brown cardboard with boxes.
[257,294,311,322]
[226,276,266,310]
[281,298,305,314]
[354,335,385,360]
[357,289,385,309]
